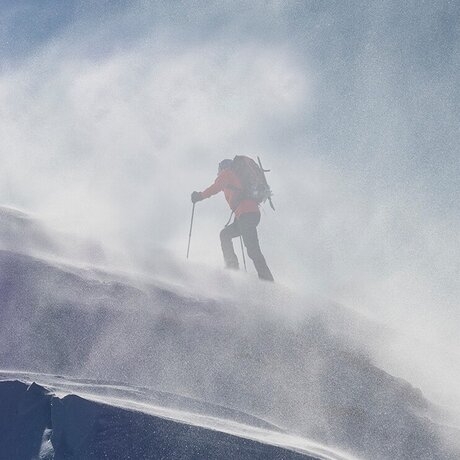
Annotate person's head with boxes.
[218,159,233,174]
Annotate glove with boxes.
[191,191,203,203]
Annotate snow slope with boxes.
[0,206,458,459]
[0,373,351,460]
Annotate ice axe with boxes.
[257,156,275,211]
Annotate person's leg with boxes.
[237,213,274,281]
[220,221,241,269]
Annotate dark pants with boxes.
[220,212,274,281]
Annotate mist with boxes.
[1,0,459,425]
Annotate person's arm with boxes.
[200,173,226,199]
[191,170,229,203]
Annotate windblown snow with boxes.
[0,206,458,460]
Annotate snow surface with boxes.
[0,373,352,460]
[0,206,459,460]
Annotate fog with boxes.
[1,0,459,417]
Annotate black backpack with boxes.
[231,156,275,210]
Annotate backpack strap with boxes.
[224,210,235,227]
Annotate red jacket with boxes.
[200,169,260,218]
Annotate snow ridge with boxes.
[0,207,458,460]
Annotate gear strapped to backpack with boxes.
[231,156,275,210]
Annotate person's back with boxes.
[191,159,274,281]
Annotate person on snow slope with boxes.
[191,159,274,282]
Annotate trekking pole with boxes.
[186,203,196,259]
[239,236,247,271]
